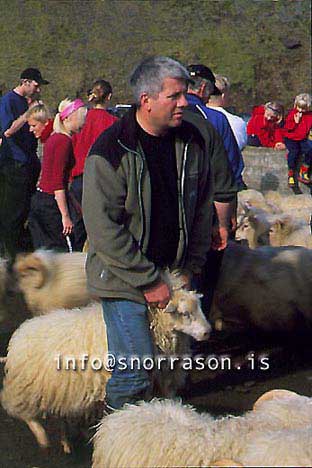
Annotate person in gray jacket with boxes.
[82,56,214,411]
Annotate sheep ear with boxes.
[253,389,299,410]
[14,253,48,289]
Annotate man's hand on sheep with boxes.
[143,279,171,309]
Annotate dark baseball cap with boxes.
[20,68,49,85]
[187,64,221,95]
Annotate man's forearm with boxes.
[213,201,232,228]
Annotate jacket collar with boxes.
[118,104,195,150]
[186,93,204,107]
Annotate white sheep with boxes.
[14,249,91,314]
[92,390,312,468]
[1,279,210,452]
[210,242,312,333]
[237,189,278,227]
[268,213,312,248]
[265,190,312,213]
[235,206,273,248]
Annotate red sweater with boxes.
[39,132,75,194]
[247,105,283,147]
[40,119,54,143]
[282,108,312,141]
[71,108,117,177]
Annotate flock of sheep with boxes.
[0,187,311,466]
[236,189,312,249]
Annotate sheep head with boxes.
[166,288,211,341]
[269,214,299,246]
[149,286,211,354]
[236,208,272,248]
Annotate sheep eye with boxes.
[182,311,191,319]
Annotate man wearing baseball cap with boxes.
[187,64,245,190]
[0,67,49,260]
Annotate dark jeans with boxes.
[0,157,40,260]
[101,299,153,409]
[247,134,261,147]
[28,190,75,252]
[284,138,312,170]
[70,175,87,251]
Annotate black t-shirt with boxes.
[137,124,179,268]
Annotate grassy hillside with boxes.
[0,0,310,112]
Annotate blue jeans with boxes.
[285,138,312,170]
[101,299,154,409]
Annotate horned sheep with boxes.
[0,276,210,452]
[14,249,91,314]
[92,390,312,468]
[0,257,30,331]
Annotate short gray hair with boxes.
[129,56,190,105]
[294,93,311,110]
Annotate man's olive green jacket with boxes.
[82,107,215,303]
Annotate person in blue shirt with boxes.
[0,68,49,260]
[186,64,245,190]
[185,64,246,317]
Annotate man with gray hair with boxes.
[83,56,214,411]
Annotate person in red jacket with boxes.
[71,80,118,250]
[28,98,87,252]
[247,102,285,149]
[282,93,312,186]
[25,103,53,143]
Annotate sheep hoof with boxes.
[211,459,244,467]
[61,439,72,454]
[253,388,299,410]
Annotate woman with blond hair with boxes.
[28,98,87,251]
[26,103,53,143]
[282,93,312,186]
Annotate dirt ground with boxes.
[0,327,311,468]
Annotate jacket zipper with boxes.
[117,139,146,249]
[179,142,189,264]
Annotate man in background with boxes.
[207,74,247,151]
[0,67,49,260]
[186,64,245,191]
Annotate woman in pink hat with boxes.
[28,98,87,252]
